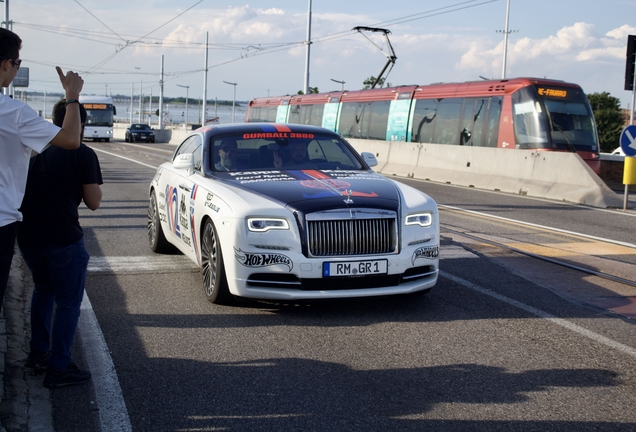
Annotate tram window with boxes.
[484,97,502,147]
[512,88,549,149]
[460,99,477,146]
[433,99,462,145]
[411,99,438,143]
[470,99,488,147]
[266,107,278,122]
[299,105,312,124]
[338,102,359,138]
[542,98,596,149]
[368,100,390,140]
[288,105,301,124]
[309,104,324,126]
[248,107,260,122]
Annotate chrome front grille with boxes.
[306,209,397,257]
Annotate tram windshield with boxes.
[512,85,598,152]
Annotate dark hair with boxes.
[52,99,87,127]
[0,28,22,61]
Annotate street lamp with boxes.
[330,78,345,91]
[176,84,190,127]
[223,80,237,123]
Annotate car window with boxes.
[174,134,203,171]
[210,133,364,172]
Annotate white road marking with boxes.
[79,293,132,432]
[441,204,636,247]
[91,147,159,170]
[88,255,200,273]
[441,271,636,359]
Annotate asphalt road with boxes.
[50,141,636,431]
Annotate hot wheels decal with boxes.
[234,247,293,271]
[412,245,439,265]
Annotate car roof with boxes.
[196,122,339,136]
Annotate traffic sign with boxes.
[620,124,636,157]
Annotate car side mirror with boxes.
[173,154,194,175]
[361,152,378,168]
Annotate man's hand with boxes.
[56,66,83,99]
[273,150,282,168]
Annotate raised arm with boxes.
[50,67,84,150]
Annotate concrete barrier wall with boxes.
[111,125,623,208]
[348,139,624,208]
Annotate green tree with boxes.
[587,92,624,153]
[362,76,392,89]
[296,87,319,95]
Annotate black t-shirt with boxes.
[18,143,103,248]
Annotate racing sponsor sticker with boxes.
[234,247,293,271]
[411,245,439,265]
[190,184,200,265]
[165,185,180,237]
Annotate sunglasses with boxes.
[220,146,237,152]
[1,58,21,69]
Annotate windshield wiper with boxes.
[550,120,577,153]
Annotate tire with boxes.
[125,135,129,142]
[148,191,172,253]
[105,138,110,142]
[201,219,233,304]
[151,138,155,143]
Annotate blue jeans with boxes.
[19,239,89,372]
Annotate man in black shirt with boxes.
[18,99,103,389]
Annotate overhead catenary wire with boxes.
[14,0,501,92]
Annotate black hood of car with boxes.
[217,169,401,213]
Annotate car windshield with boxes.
[131,124,151,130]
[210,133,365,173]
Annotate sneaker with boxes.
[43,362,92,389]
[24,350,50,374]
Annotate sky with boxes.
[6,0,636,107]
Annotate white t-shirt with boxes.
[0,93,61,227]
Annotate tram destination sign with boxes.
[620,124,636,157]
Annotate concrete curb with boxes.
[1,249,53,431]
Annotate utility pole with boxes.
[202,32,209,126]
[303,0,312,94]
[497,0,517,79]
[159,55,164,129]
[129,83,134,125]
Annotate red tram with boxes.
[246,77,600,173]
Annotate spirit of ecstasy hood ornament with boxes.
[343,189,354,204]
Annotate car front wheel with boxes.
[148,191,172,253]
[201,219,232,304]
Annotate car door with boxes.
[160,134,204,258]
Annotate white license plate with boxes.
[323,260,388,277]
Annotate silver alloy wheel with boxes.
[201,219,231,304]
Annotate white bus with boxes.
[79,95,116,142]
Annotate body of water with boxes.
[19,94,247,126]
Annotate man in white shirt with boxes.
[0,28,85,314]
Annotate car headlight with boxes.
[247,218,290,232]
[405,213,433,227]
